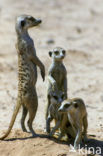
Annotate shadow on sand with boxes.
[2,133,103,156]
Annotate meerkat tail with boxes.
[0,101,21,140]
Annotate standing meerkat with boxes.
[0,15,45,140]
[45,47,67,119]
[58,98,88,149]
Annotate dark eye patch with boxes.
[62,50,66,55]
[64,104,70,109]
[74,103,78,108]
[21,20,26,27]
[53,95,58,100]
[54,51,59,55]
[49,51,52,57]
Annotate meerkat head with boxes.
[16,15,42,32]
[49,47,66,62]
[49,90,65,106]
[58,98,81,113]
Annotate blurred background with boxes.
[0,0,103,137]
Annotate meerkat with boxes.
[58,98,88,149]
[45,47,67,119]
[46,90,67,137]
[0,15,45,140]
[46,90,74,140]
[46,90,76,140]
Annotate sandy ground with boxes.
[0,0,103,155]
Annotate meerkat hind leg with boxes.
[26,96,38,137]
[46,115,53,133]
[45,95,50,119]
[21,105,28,132]
[27,107,37,136]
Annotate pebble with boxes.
[46,39,54,44]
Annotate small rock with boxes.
[76,27,82,33]
[46,39,54,44]
[98,117,102,120]
[2,106,6,110]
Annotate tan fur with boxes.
[45,47,67,119]
[0,15,45,140]
[58,98,88,149]
[46,90,71,139]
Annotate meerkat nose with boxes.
[37,19,42,23]
[61,55,64,59]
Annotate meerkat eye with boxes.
[53,95,58,100]
[74,103,78,108]
[64,104,70,109]
[62,50,66,55]
[21,20,26,27]
[54,51,59,55]
[49,51,52,57]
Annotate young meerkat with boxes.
[45,47,67,119]
[46,90,68,138]
[58,98,88,149]
[0,15,45,140]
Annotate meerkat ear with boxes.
[21,20,25,27]
[49,51,52,57]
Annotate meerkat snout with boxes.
[34,18,42,25]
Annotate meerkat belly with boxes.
[31,63,37,84]
[18,55,36,95]
[53,69,64,89]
